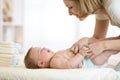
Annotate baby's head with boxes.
[24,47,54,69]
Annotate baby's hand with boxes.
[71,37,90,54]
[79,46,93,57]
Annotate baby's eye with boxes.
[47,50,50,53]
[69,6,72,9]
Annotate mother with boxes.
[63,0,120,58]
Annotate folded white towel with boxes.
[0,41,21,53]
[0,48,19,54]
[0,54,20,67]
[0,58,12,61]
[0,61,17,67]
[0,41,15,45]
[0,45,17,48]
[0,44,20,49]
[0,60,12,64]
[0,63,12,67]
[0,43,20,54]
[0,53,13,57]
[0,59,19,67]
[0,51,18,54]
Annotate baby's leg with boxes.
[92,50,118,65]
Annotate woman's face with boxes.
[63,0,80,18]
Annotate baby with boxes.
[24,46,118,69]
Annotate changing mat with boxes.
[0,67,120,80]
[0,52,120,80]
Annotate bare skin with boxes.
[63,0,120,58]
[28,38,118,69]
[50,48,117,69]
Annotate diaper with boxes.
[114,62,120,71]
[108,52,120,71]
[82,58,108,68]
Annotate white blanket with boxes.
[0,67,120,80]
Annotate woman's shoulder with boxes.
[103,0,120,27]
[96,13,109,20]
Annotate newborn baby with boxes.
[24,46,117,69]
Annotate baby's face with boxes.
[29,47,54,68]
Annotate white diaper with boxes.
[82,58,108,68]
[108,52,120,69]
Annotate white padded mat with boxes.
[0,67,120,80]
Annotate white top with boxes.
[96,14,109,20]
[103,0,120,27]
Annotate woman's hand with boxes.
[71,37,98,54]
[78,46,94,57]
[71,37,90,54]
[86,41,105,59]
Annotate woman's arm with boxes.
[71,16,109,53]
[86,39,120,59]
[104,39,120,51]
[93,19,109,39]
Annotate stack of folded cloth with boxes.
[0,41,21,67]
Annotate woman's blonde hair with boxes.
[24,48,39,69]
[76,0,103,20]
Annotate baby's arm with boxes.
[50,53,84,69]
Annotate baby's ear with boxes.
[37,60,46,68]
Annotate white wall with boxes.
[12,0,24,25]
[0,0,3,40]
[24,0,120,52]
[24,0,79,52]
